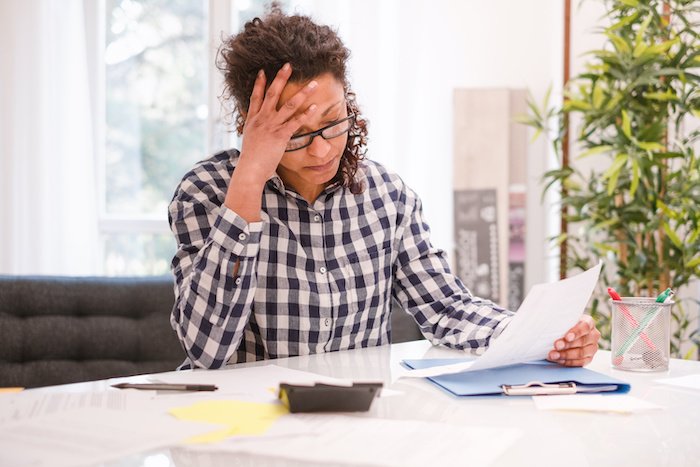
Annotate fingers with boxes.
[276,79,318,122]
[283,102,317,135]
[248,63,318,133]
[547,315,601,367]
[260,63,293,113]
[562,315,595,344]
[548,340,599,367]
[247,69,266,118]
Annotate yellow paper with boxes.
[0,387,24,394]
[169,400,288,444]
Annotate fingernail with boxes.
[258,69,264,78]
[566,333,575,342]
[308,80,318,89]
[551,352,560,360]
[555,341,565,350]
[283,63,291,71]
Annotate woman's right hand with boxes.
[224,63,318,222]
[235,63,319,185]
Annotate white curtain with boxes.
[0,0,99,275]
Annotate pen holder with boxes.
[610,298,672,372]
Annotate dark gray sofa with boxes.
[0,275,423,388]
[0,276,184,388]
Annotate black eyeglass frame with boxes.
[284,113,356,152]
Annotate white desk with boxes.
[19,341,700,466]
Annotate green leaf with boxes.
[605,32,631,55]
[686,256,700,269]
[618,0,639,7]
[630,158,640,197]
[607,11,640,31]
[578,145,614,159]
[605,92,623,111]
[592,85,605,109]
[514,114,536,125]
[563,100,592,111]
[646,37,680,56]
[530,127,543,143]
[633,42,648,59]
[604,153,628,195]
[688,228,700,245]
[656,200,674,218]
[621,110,632,139]
[663,222,683,249]
[553,233,568,246]
[642,90,678,101]
[636,141,665,151]
[634,14,652,49]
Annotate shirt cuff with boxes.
[209,206,263,257]
[490,312,514,341]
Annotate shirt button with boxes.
[238,233,246,240]
[324,318,331,327]
[314,215,321,222]
[235,277,242,285]
[319,266,327,274]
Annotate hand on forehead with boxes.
[276,72,345,120]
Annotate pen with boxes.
[607,287,656,351]
[614,288,674,358]
[654,287,674,304]
[111,383,218,392]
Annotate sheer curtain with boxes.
[0,0,99,275]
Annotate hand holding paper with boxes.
[400,262,602,378]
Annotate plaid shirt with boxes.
[169,150,513,369]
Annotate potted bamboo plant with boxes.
[521,0,700,357]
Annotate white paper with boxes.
[400,262,602,378]
[0,408,216,467]
[189,414,523,467]
[655,374,700,390]
[150,364,353,402]
[0,390,151,423]
[532,394,663,413]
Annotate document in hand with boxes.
[402,359,630,396]
[399,262,603,379]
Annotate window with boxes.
[102,0,209,275]
[100,0,277,275]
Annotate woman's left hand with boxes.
[547,315,601,367]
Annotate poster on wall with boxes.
[453,189,500,303]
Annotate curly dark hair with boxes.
[217,4,368,193]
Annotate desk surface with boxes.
[24,341,700,466]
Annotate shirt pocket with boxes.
[206,254,245,327]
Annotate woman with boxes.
[168,6,600,369]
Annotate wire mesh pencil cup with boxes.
[610,297,672,372]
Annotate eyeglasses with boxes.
[285,114,355,152]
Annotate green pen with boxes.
[654,287,673,303]
[614,288,674,358]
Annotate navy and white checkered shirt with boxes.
[169,149,513,369]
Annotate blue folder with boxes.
[402,359,631,396]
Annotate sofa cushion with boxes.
[0,275,185,388]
